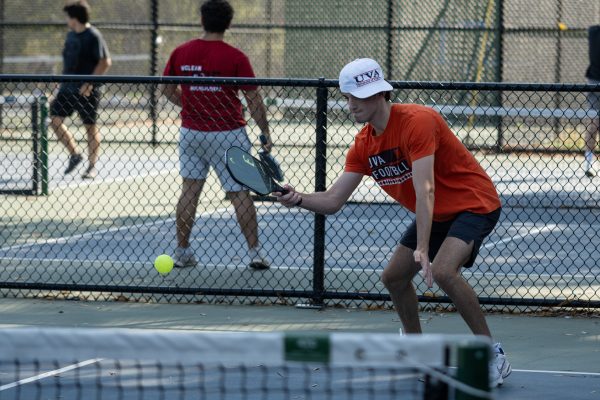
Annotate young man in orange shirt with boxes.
[276,58,511,387]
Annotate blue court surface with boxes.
[1,201,599,303]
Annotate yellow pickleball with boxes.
[154,254,174,275]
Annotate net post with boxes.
[455,341,490,400]
[40,95,49,196]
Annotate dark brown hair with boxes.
[200,0,234,33]
[63,1,91,24]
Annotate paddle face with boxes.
[258,134,284,182]
[225,147,286,195]
[258,150,284,182]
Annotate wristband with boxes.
[295,197,303,207]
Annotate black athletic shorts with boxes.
[50,89,101,125]
[399,208,501,268]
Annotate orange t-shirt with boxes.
[345,104,500,221]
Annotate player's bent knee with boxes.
[431,266,458,287]
[381,267,412,290]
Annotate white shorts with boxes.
[179,126,251,192]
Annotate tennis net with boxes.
[0,328,492,400]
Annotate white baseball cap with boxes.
[339,58,393,98]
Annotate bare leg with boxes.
[84,124,101,168]
[50,116,77,155]
[381,244,423,333]
[585,117,600,153]
[431,237,492,337]
[228,190,259,249]
[584,117,600,173]
[176,178,204,248]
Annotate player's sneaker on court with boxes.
[490,343,511,387]
[248,246,270,270]
[64,154,83,175]
[82,166,97,180]
[585,168,596,177]
[174,247,197,268]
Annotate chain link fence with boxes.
[1,1,599,82]
[1,75,599,310]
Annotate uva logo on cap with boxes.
[354,69,382,87]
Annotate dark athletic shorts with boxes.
[50,89,101,125]
[399,208,501,268]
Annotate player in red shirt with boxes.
[276,58,511,387]
[162,0,271,270]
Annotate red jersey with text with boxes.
[345,104,501,221]
[163,39,257,131]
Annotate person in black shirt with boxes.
[584,25,600,177]
[50,1,111,179]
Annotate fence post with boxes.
[0,0,4,126]
[311,78,328,308]
[266,0,273,77]
[494,0,505,152]
[0,0,4,75]
[149,0,159,146]
[552,0,564,140]
[31,99,39,195]
[386,0,394,78]
[39,96,49,196]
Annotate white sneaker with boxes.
[173,247,197,268]
[585,168,596,178]
[248,246,270,270]
[490,343,512,387]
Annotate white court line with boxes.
[0,358,103,391]
[463,270,598,280]
[0,207,407,254]
[0,206,231,253]
[54,167,178,190]
[512,368,600,377]
[1,256,596,280]
[0,362,596,393]
[0,257,271,270]
[482,223,558,250]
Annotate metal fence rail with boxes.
[1,75,599,309]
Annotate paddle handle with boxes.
[273,183,289,195]
[259,134,269,148]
